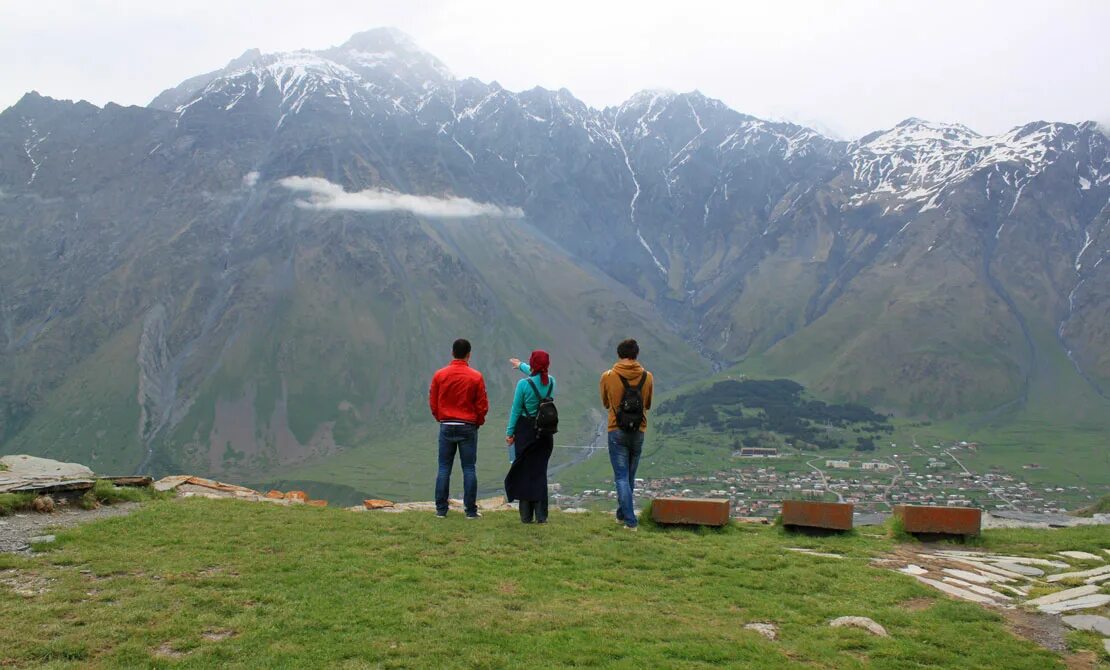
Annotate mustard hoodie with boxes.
[599,360,654,433]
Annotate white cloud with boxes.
[242,171,260,188]
[278,176,523,219]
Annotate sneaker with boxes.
[435,512,447,518]
[623,525,638,532]
[466,512,482,519]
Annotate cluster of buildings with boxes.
[823,460,897,471]
[554,451,1094,517]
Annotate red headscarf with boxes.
[529,350,550,385]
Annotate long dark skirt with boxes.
[504,416,554,504]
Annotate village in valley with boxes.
[552,439,1097,519]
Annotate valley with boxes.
[0,28,1107,504]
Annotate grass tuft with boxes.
[637,498,657,529]
[886,515,915,542]
[79,481,165,509]
[77,491,100,510]
[0,492,35,516]
[93,480,149,504]
[1065,629,1109,659]
[1071,494,1110,517]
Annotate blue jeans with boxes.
[608,430,644,527]
[435,424,478,516]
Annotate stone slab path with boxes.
[1061,615,1110,636]
[877,544,1110,657]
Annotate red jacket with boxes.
[429,360,489,426]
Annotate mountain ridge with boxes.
[1,28,1108,489]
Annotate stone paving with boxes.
[878,545,1110,654]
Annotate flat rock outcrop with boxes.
[0,455,95,493]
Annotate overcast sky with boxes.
[3,0,1108,138]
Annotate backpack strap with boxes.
[525,377,553,403]
[618,373,645,391]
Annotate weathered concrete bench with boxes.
[651,497,731,526]
[782,500,854,531]
[895,504,981,536]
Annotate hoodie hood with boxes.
[611,360,645,379]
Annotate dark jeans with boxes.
[435,423,478,516]
[608,430,644,528]
[519,497,548,523]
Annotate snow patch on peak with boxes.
[713,118,829,160]
[895,117,979,135]
[847,118,1096,213]
[211,51,359,88]
[860,118,981,152]
[627,88,677,104]
[336,28,453,81]
[174,51,366,125]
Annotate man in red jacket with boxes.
[429,338,489,518]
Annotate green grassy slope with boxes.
[166,214,708,499]
[2,321,144,475]
[1,206,708,496]
[744,266,1027,417]
[2,498,1095,669]
[719,271,1110,496]
[265,231,708,502]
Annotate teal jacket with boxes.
[507,362,557,437]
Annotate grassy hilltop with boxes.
[2,499,1107,668]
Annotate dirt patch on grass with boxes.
[1062,650,1099,670]
[999,606,1068,653]
[153,642,188,659]
[0,569,52,597]
[202,629,236,642]
[497,580,518,595]
[899,597,935,612]
[197,565,239,578]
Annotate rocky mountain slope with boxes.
[1,28,1107,484]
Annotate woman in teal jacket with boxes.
[506,354,558,461]
[505,351,556,523]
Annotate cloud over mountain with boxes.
[278,176,523,219]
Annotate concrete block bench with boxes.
[782,500,854,531]
[895,504,981,536]
[651,497,731,526]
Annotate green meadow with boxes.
[2,498,1107,669]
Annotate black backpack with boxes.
[616,373,647,433]
[525,378,559,435]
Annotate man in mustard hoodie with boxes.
[599,338,654,530]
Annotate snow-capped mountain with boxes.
[1,28,1109,483]
[847,117,1109,215]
